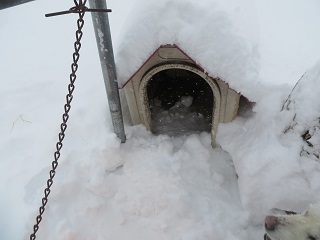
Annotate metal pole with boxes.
[0,0,35,10]
[88,0,126,143]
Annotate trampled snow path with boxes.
[28,128,260,240]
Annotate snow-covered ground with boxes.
[1,0,320,239]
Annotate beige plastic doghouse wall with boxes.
[120,45,240,147]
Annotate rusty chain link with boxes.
[29,0,112,239]
[30,1,111,238]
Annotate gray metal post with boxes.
[89,0,126,143]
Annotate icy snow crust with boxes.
[1,0,320,239]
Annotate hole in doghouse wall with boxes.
[147,68,214,136]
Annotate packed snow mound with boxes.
[282,60,320,128]
[218,59,320,221]
[115,0,259,96]
[282,60,320,161]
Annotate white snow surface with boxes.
[218,60,320,221]
[116,0,260,98]
[1,0,320,240]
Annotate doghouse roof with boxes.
[120,44,210,89]
[115,0,259,97]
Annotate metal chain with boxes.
[29,1,87,239]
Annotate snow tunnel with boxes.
[120,45,241,147]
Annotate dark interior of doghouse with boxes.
[147,68,214,136]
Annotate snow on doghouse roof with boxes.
[115,0,259,97]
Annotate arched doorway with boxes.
[138,63,221,145]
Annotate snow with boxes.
[116,0,260,97]
[218,60,320,220]
[1,0,320,240]
[150,96,212,136]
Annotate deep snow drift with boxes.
[116,0,260,98]
[218,61,320,221]
[1,0,320,240]
[282,61,320,162]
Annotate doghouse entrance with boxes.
[122,46,241,147]
[147,68,214,136]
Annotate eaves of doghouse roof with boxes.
[119,44,223,89]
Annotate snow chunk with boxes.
[180,96,193,107]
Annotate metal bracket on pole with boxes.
[88,0,126,143]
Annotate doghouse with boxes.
[120,44,241,147]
